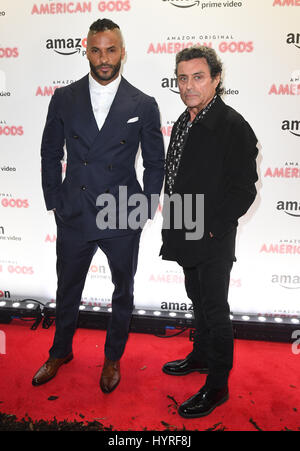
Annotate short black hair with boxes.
[175,46,224,96]
[89,18,120,33]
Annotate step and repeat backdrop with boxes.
[0,0,299,320]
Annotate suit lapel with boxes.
[72,74,99,147]
[72,75,139,153]
[88,77,139,154]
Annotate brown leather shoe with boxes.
[100,357,120,394]
[32,352,73,386]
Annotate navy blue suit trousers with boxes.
[50,214,141,361]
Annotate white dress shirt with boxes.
[89,73,121,131]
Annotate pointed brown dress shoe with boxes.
[100,357,120,394]
[32,352,73,386]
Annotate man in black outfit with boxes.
[160,46,258,418]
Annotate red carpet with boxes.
[0,320,299,431]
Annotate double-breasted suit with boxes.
[41,74,165,360]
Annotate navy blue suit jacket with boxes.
[41,75,165,241]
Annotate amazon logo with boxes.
[282,120,300,137]
[161,77,180,94]
[46,38,87,56]
[276,200,300,218]
[286,33,300,50]
[271,274,300,290]
[162,0,201,8]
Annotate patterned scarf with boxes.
[165,95,217,195]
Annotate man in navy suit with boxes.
[32,18,165,393]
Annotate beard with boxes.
[89,58,122,83]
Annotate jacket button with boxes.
[108,164,113,170]
[83,161,88,166]
[105,188,110,193]
[73,135,79,139]
[120,140,126,145]
[81,186,86,191]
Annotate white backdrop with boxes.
[1,0,300,320]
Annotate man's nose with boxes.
[186,77,194,91]
[99,52,109,63]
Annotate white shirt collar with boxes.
[89,72,121,95]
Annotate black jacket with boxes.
[160,96,258,267]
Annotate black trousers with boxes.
[49,215,141,361]
[183,257,234,389]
